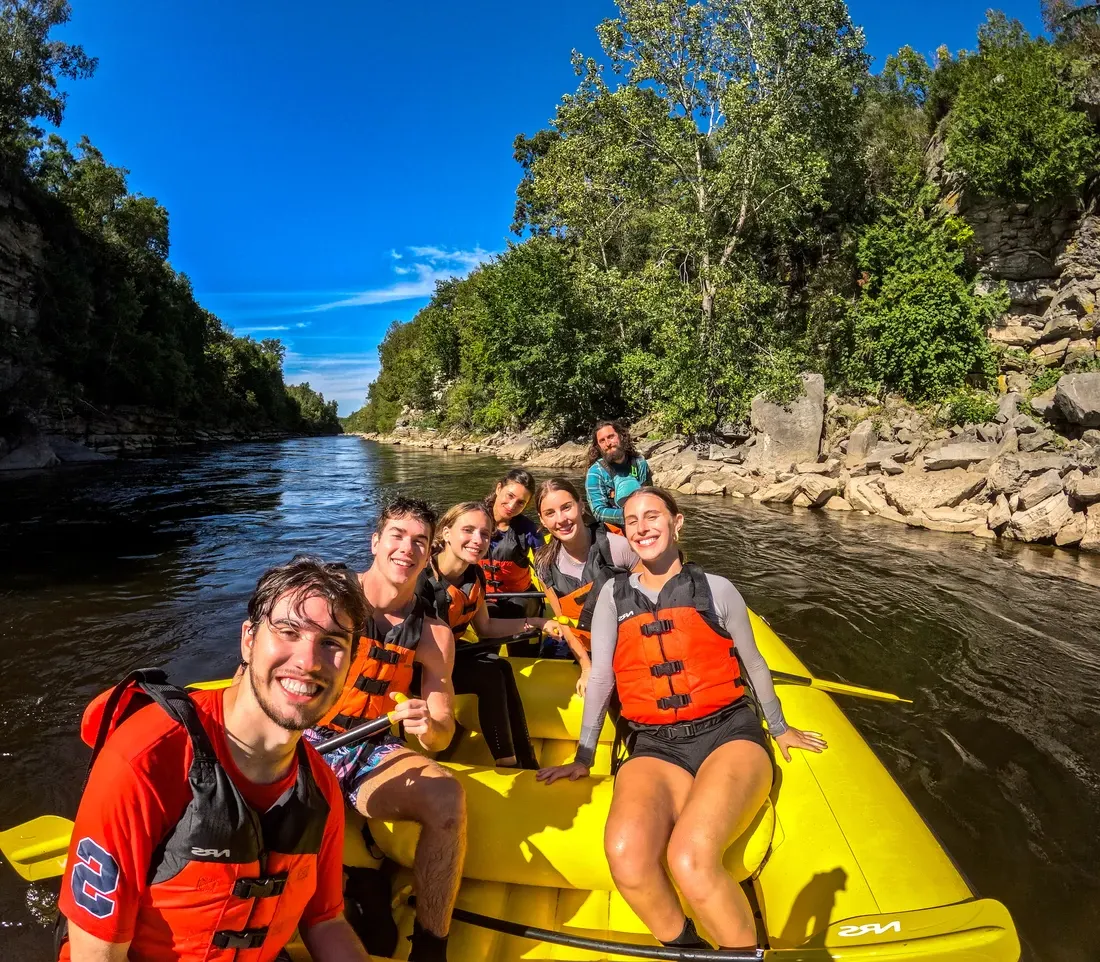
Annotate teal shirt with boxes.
[585,455,650,526]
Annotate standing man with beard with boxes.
[57,556,372,962]
[585,420,651,528]
[308,497,462,962]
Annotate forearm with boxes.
[590,500,624,525]
[302,917,373,961]
[586,472,623,525]
[421,693,456,751]
[65,923,130,962]
[480,615,542,638]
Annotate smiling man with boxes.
[57,555,372,962]
[307,497,462,962]
[585,420,651,528]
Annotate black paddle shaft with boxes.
[409,900,761,961]
[315,713,399,755]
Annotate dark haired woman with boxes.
[535,478,637,693]
[418,501,570,768]
[585,420,650,528]
[480,470,544,654]
[537,487,826,951]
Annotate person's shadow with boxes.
[778,867,848,947]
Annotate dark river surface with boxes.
[1,436,1098,960]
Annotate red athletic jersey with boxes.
[57,688,345,957]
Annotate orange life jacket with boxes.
[612,564,746,726]
[318,601,425,733]
[418,561,484,635]
[541,524,629,649]
[64,670,329,962]
[479,518,537,594]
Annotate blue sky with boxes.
[56,0,1043,414]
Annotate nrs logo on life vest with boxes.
[837,921,901,937]
[190,846,232,858]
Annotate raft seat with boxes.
[369,763,775,890]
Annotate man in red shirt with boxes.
[57,555,374,962]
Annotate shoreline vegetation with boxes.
[343,2,1100,563]
[353,366,1100,554]
[0,3,340,471]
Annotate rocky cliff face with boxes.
[0,186,44,398]
[928,135,1100,374]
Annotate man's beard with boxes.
[247,661,332,732]
[605,444,626,464]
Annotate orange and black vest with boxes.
[612,564,746,726]
[318,601,425,733]
[65,669,330,961]
[541,524,630,648]
[480,517,538,594]
[418,561,484,635]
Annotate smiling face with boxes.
[538,488,582,543]
[371,515,432,585]
[623,492,683,564]
[493,482,531,523]
[442,508,492,565]
[596,425,626,464]
[241,591,354,731]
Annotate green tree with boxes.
[946,13,1099,202]
[0,0,96,160]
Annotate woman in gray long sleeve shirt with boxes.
[536,488,826,952]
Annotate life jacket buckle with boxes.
[650,660,684,678]
[641,618,675,637]
[657,692,692,711]
[232,873,288,899]
[368,646,402,665]
[355,676,390,695]
[213,927,269,949]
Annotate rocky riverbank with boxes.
[0,404,294,471]
[358,369,1100,554]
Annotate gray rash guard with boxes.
[576,571,787,767]
[553,531,638,582]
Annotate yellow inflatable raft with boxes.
[283,611,1019,961]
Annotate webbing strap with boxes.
[641,618,674,637]
[212,927,268,949]
[355,676,390,695]
[232,874,288,899]
[368,646,401,665]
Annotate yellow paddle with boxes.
[0,694,410,882]
[0,815,74,881]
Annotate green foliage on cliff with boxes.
[846,193,1004,399]
[0,0,338,436]
[946,14,1099,203]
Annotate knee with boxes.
[418,768,466,833]
[666,831,723,901]
[605,827,662,892]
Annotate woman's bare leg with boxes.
[665,740,772,948]
[604,756,693,942]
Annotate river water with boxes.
[0,437,1097,960]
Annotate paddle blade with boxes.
[769,670,913,704]
[0,815,73,881]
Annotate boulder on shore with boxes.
[0,436,60,471]
[747,372,824,468]
[923,441,1000,471]
[45,436,113,463]
[1016,469,1064,511]
[1008,492,1074,542]
[845,420,876,468]
[1054,372,1100,428]
[882,469,986,515]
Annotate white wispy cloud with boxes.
[305,245,497,313]
[283,351,381,416]
[234,324,291,333]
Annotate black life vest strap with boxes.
[232,873,288,899]
[355,676,391,695]
[213,928,269,949]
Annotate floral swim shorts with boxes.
[303,727,408,807]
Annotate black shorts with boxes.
[625,700,773,777]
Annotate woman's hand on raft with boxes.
[575,666,590,697]
[774,727,828,762]
[536,762,591,784]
